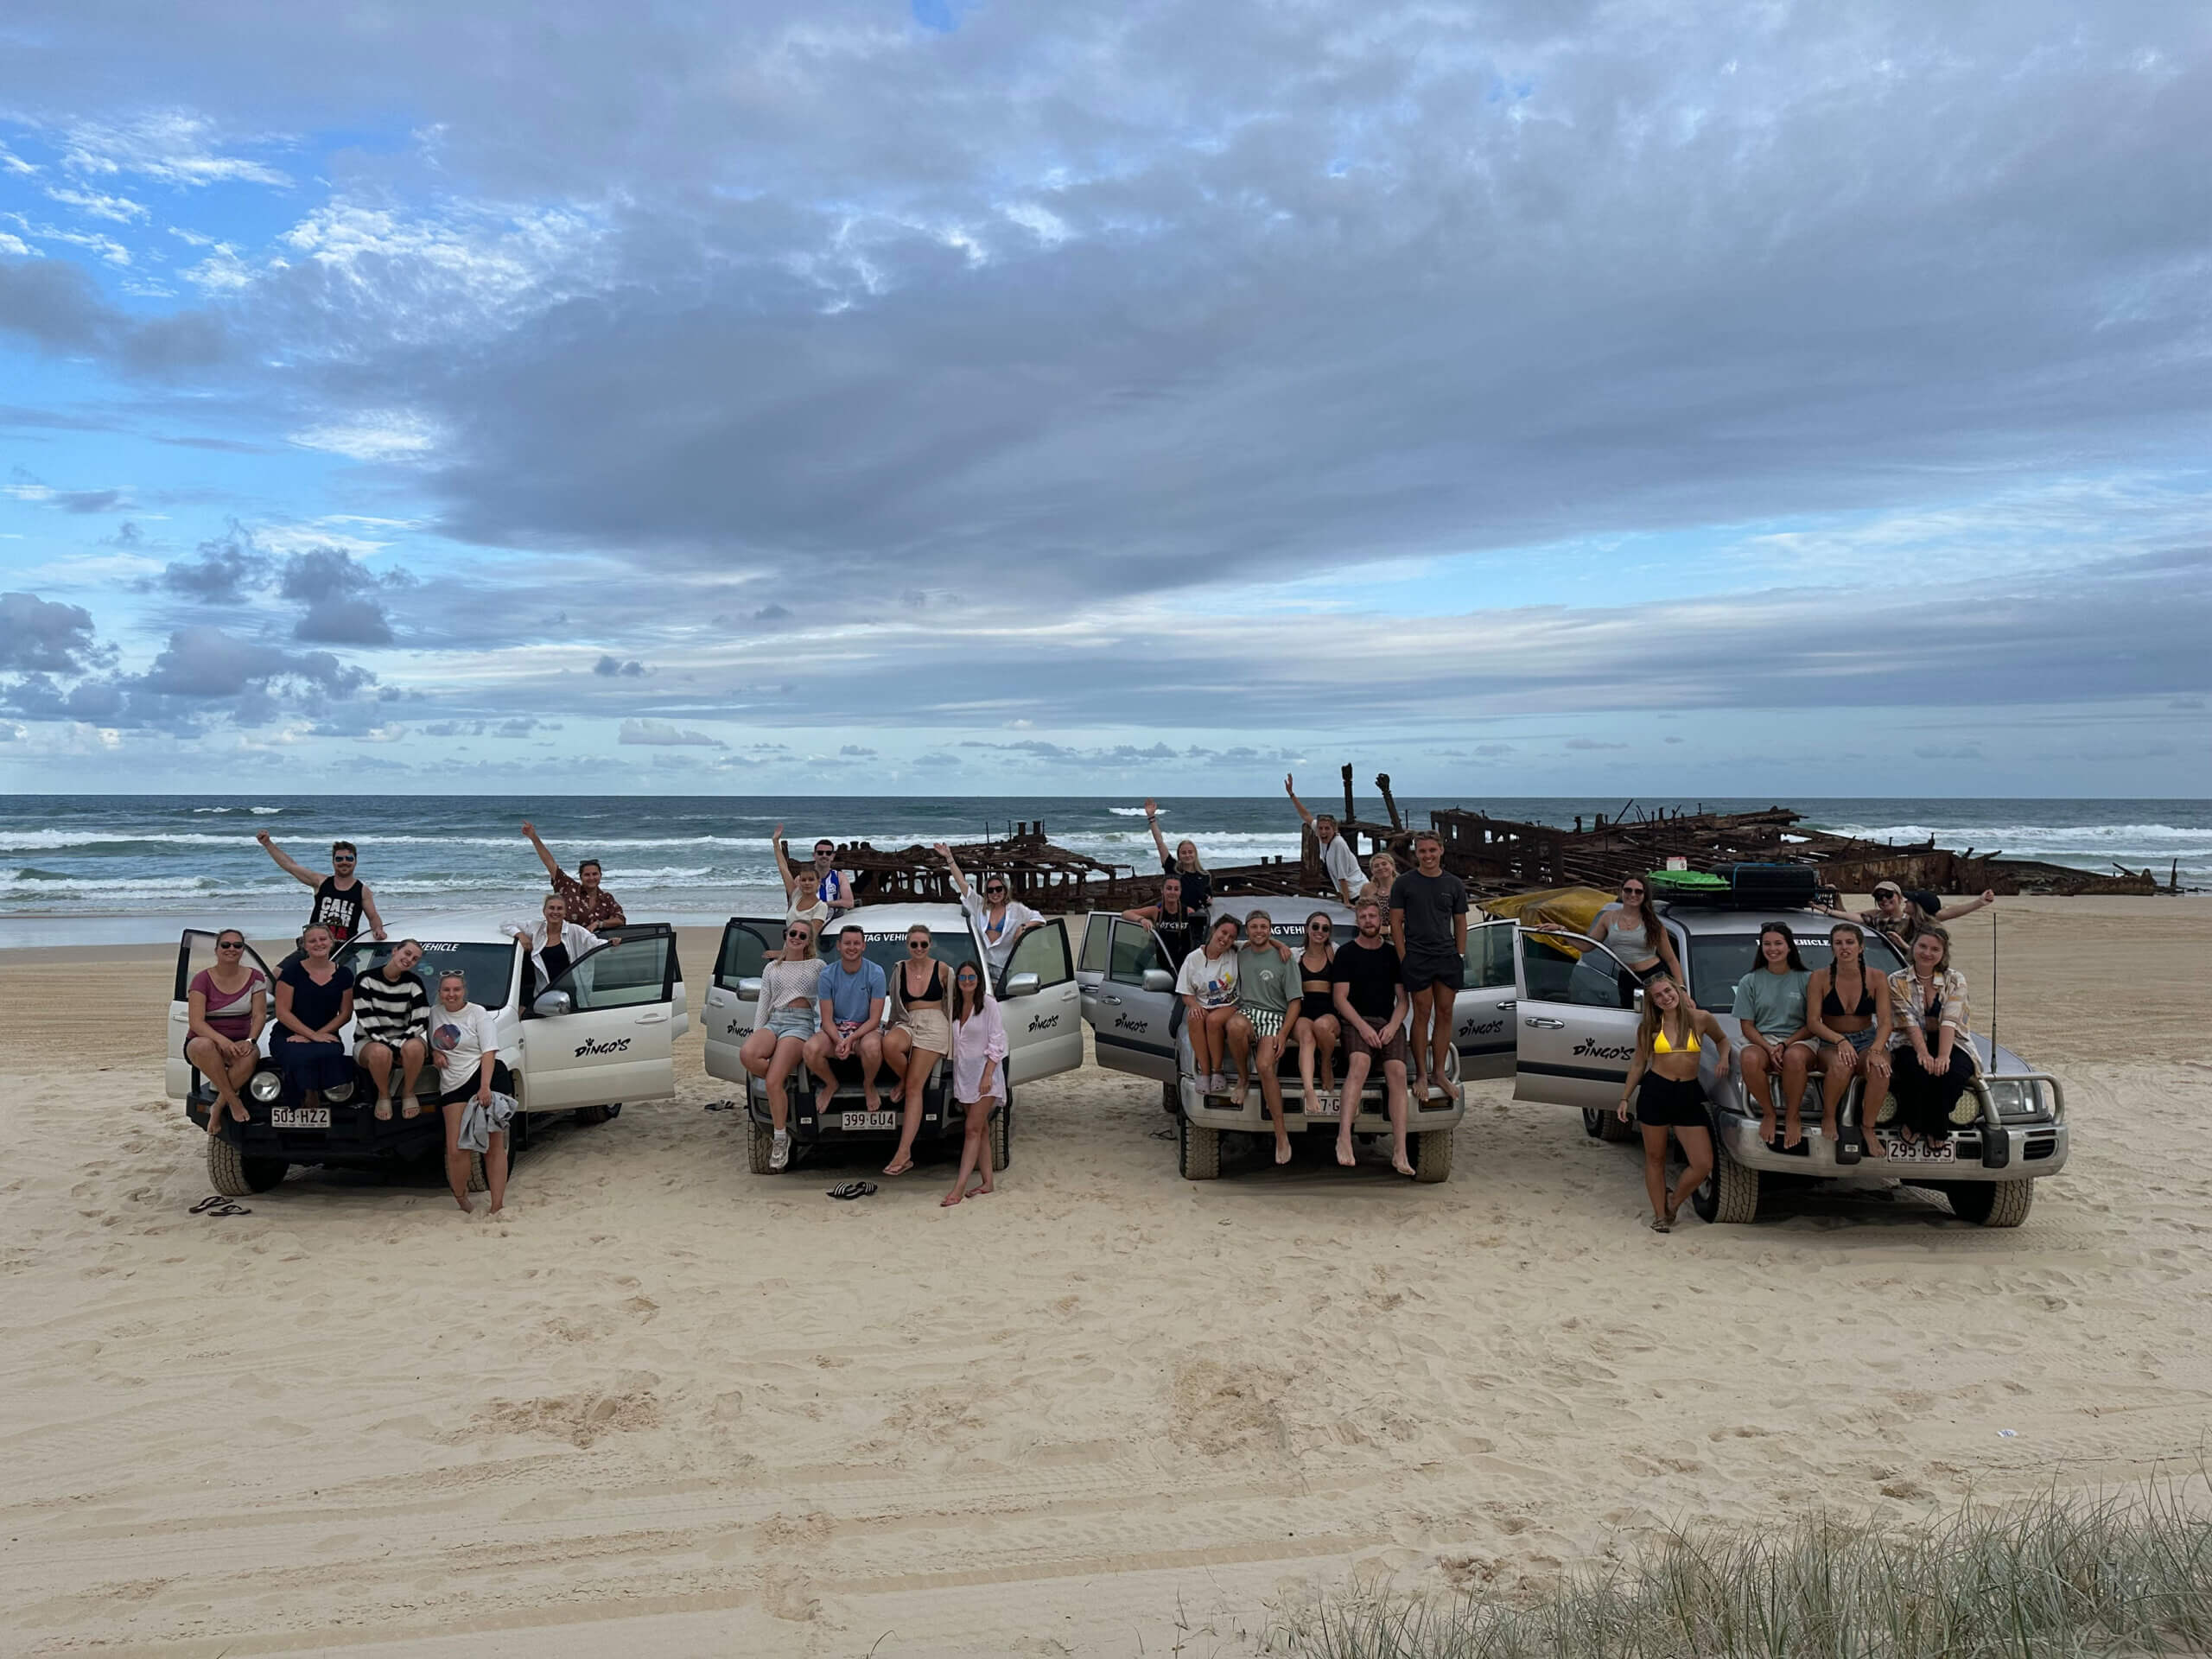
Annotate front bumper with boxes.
[1182,1078,1467,1135]
[1714,1109,2069,1183]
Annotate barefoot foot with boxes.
[1275,1137,1293,1165]
[940,1188,963,1207]
[1335,1138,1356,1168]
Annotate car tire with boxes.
[1414,1127,1453,1184]
[1691,1135,1760,1224]
[207,1134,288,1198]
[990,1095,1012,1173]
[572,1102,621,1125]
[747,1117,776,1175]
[1179,1115,1221,1181]
[1580,1107,1605,1140]
[1945,1179,2033,1228]
[1161,1081,1179,1116]
[1599,1107,1638,1144]
[466,1151,488,1193]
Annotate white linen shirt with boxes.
[949,995,1009,1103]
[1319,833,1363,897]
[962,887,1044,973]
[503,918,603,987]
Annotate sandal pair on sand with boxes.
[189,1195,251,1217]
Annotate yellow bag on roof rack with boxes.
[1481,886,1620,956]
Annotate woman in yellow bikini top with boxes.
[1617,974,1733,1233]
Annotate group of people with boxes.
[1608,872,1998,1232]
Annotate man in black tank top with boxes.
[257,832,387,946]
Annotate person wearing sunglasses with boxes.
[739,918,823,1171]
[186,929,268,1134]
[770,823,849,926]
[1822,880,1995,953]
[941,961,1007,1206]
[880,924,953,1176]
[255,831,386,951]
[1284,912,1342,1123]
[1588,876,1682,1005]
[804,923,889,1121]
[935,842,1043,975]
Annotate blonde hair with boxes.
[1635,972,1692,1052]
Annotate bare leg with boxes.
[187,1037,240,1132]
[886,1046,941,1175]
[1385,1058,1413,1175]
[972,1100,997,1195]
[1256,1029,1290,1161]
[1338,1050,1372,1166]
[223,1048,257,1122]
[1741,1046,1777,1142]
[763,1034,806,1132]
[399,1039,427,1116]
[1859,1053,1891,1157]
[1639,1122,1671,1222]
[1204,1007,1236,1090]
[441,1099,473,1213]
[882,1027,913,1104]
[1819,1044,1858,1141]
[1185,1004,1217,1082]
[1669,1128,1713,1222]
[858,1032,886,1112]
[1225,1013,1253,1098]
[1314,1019,1338,1115]
[1781,1044,1813,1147]
[1407,988,1434,1091]
[1426,982,1458,1098]
[484,1128,509,1215]
[362,1040,394,1117]
[802,1030,838,1112]
[943,1097,994,1205]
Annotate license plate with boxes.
[842,1110,899,1131]
[1878,1136,1954,1162]
[270,1106,330,1130]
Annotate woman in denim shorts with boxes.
[741,918,823,1170]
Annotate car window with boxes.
[550,934,670,1011]
[1518,929,1637,1010]
[715,920,782,988]
[1687,930,1905,1013]
[1004,918,1071,988]
[1078,913,1111,976]
[1464,921,1514,990]
[1109,919,1167,987]
[341,939,513,1012]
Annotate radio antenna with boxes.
[1989,900,1999,1054]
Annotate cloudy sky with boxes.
[1,0,2207,797]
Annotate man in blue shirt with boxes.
[805,924,889,1114]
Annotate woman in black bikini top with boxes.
[1806,923,1892,1160]
[880,925,954,1179]
[1283,912,1343,1122]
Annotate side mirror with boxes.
[1142,969,1174,993]
[533,989,574,1018]
[1004,971,1042,999]
[735,976,763,1002]
[1632,988,1645,1014]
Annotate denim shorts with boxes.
[766,1006,817,1040]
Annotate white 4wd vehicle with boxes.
[165,922,689,1197]
[1076,899,1523,1182]
[1507,905,2067,1227]
[702,905,1085,1173]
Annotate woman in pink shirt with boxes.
[941,960,1007,1207]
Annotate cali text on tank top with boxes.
[310,876,365,943]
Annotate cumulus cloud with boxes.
[593,656,645,677]
[276,546,413,645]
[617,717,723,747]
[149,524,269,601]
[0,590,108,673]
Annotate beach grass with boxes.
[1269,1476,2212,1658]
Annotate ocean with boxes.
[2,794,2205,946]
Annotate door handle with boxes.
[634,1010,670,1025]
[1525,1016,1565,1029]
[1095,993,1123,1006]
[1499,1001,1515,1011]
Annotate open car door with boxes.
[998,918,1083,1085]
[518,926,678,1109]
[1454,918,1518,1080]
[1078,917,1177,1082]
[702,917,786,1084]
[1510,926,1643,1110]
[168,928,276,1099]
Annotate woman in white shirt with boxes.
[1177,915,1243,1096]
[428,970,509,1215]
[941,962,1008,1207]
[740,918,823,1171]
[502,892,602,1001]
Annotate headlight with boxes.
[323,1074,356,1104]
[249,1069,283,1103]
[1988,1079,2048,1120]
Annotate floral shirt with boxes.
[552,870,626,931]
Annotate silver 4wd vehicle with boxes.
[165,922,689,1197]
[1077,899,1523,1182]
[702,905,1085,1173]
[1508,906,2067,1227]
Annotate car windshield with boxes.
[822,930,982,981]
[1688,929,1905,1013]
[339,939,514,1012]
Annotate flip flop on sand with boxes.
[827,1181,877,1201]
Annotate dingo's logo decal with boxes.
[575,1036,632,1058]
[1027,1013,1061,1033]
[1573,1037,1633,1061]
[1112,1014,1149,1033]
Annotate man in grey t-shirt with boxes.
[1389,830,1469,1102]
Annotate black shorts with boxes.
[437,1059,516,1107]
[1635,1072,1710,1129]
[1402,953,1461,994]
[1345,1022,1410,1069]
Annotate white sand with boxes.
[3,899,2210,1655]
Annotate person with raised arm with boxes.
[1732,922,1817,1154]
[1615,974,1730,1232]
[1120,873,1205,972]
[740,918,822,1172]
[255,831,385,947]
[186,928,266,1135]
[1587,875,1683,1003]
[1141,798,1211,918]
[774,829,860,919]
[270,923,354,1109]
[1284,774,1364,904]
[1821,880,1996,951]
[520,821,626,931]
[1389,830,1469,1103]
[353,938,432,1122]
[1806,922,1893,1159]
[934,842,1043,976]
[1331,896,1414,1176]
[941,961,1008,1207]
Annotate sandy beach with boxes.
[3,897,2210,1656]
